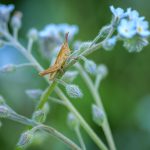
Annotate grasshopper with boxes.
[39,32,71,80]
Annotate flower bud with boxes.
[97,64,108,78]
[32,110,46,123]
[27,28,38,41]
[17,130,33,148]
[0,105,9,118]
[62,71,78,83]
[0,4,14,23]
[0,64,16,73]
[25,89,43,99]
[84,60,97,75]
[11,11,22,30]
[103,36,117,51]
[66,84,83,99]
[92,104,105,126]
[67,112,79,129]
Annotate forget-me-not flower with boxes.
[39,24,60,41]
[136,20,150,37]
[110,6,127,19]
[128,10,139,20]
[118,19,136,38]
[57,23,79,41]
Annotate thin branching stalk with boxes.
[27,38,33,53]
[36,81,57,110]
[75,63,116,150]
[48,96,66,106]
[2,31,108,150]
[35,125,82,150]
[4,111,82,150]
[55,87,108,150]
[95,75,102,90]
[64,26,115,73]
[75,126,86,150]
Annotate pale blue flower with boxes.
[136,20,150,37]
[39,23,78,42]
[118,19,136,38]
[0,4,14,22]
[39,24,60,40]
[128,10,139,20]
[57,23,79,41]
[110,6,125,19]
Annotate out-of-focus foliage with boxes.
[0,0,150,150]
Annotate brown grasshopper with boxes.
[39,32,71,80]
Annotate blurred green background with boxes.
[0,0,150,150]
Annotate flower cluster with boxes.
[38,24,78,59]
[109,6,150,52]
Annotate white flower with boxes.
[118,19,136,38]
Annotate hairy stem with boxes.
[3,32,108,150]
[75,126,86,150]
[36,81,57,110]
[5,111,82,150]
[75,63,116,150]
[56,87,108,150]
[34,125,82,150]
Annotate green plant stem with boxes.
[34,125,82,150]
[75,63,116,150]
[95,75,102,90]
[65,26,115,72]
[5,111,82,150]
[3,32,108,150]
[27,38,33,53]
[55,87,108,150]
[75,126,86,150]
[13,27,19,40]
[48,96,66,106]
[36,81,57,110]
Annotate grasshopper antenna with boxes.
[65,32,69,43]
